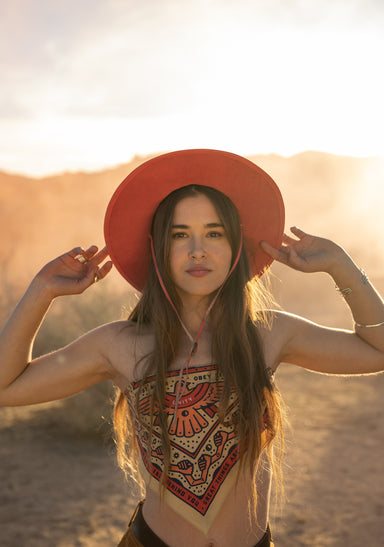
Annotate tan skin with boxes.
[1,194,384,547]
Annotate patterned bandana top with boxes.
[124,364,268,534]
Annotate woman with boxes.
[0,150,383,547]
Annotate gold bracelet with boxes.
[355,320,384,328]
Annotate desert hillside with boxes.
[1,151,383,281]
[1,150,383,328]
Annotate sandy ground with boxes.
[1,364,383,547]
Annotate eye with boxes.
[207,231,224,238]
[172,231,188,239]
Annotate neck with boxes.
[177,328,212,359]
[179,295,214,336]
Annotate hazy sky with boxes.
[1,0,383,176]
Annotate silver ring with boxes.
[75,255,87,264]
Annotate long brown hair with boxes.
[113,184,284,510]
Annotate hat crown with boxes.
[104,149,284,290]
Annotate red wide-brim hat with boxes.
[104,149,285,291]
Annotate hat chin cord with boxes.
[149,233,243,424]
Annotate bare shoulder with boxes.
[256,310,307,372]
[79,320,136,351]
[98,320,155,385]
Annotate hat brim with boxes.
[104,149,285,291]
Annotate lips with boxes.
[186,266,212,277]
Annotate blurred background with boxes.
[1,1,383,546]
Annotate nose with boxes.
[189,237,207,262]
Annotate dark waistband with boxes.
[131,501,272,547]
[131,502,169,547]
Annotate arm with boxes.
[0,245,114,406]
[261,228,384,375]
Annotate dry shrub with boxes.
[55,381,116,437]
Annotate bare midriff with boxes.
[141,454,272,547]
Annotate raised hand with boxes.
[34,245,113,298]
[260,227,346,274]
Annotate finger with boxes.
[84,247,109,269]
[259,240,278,257]
[69,247,86,260]
[69,246,97,264]
[83,245,99,260]
[72,245,105,267]
[260,240,290,264]
[92,261,113,283]
[98,260,113,280]
[282,233,299,245]
[290,226,307,239]
[93,246,110,265]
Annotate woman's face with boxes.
[169,194,232,305]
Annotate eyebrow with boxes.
[171,222,225,229]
